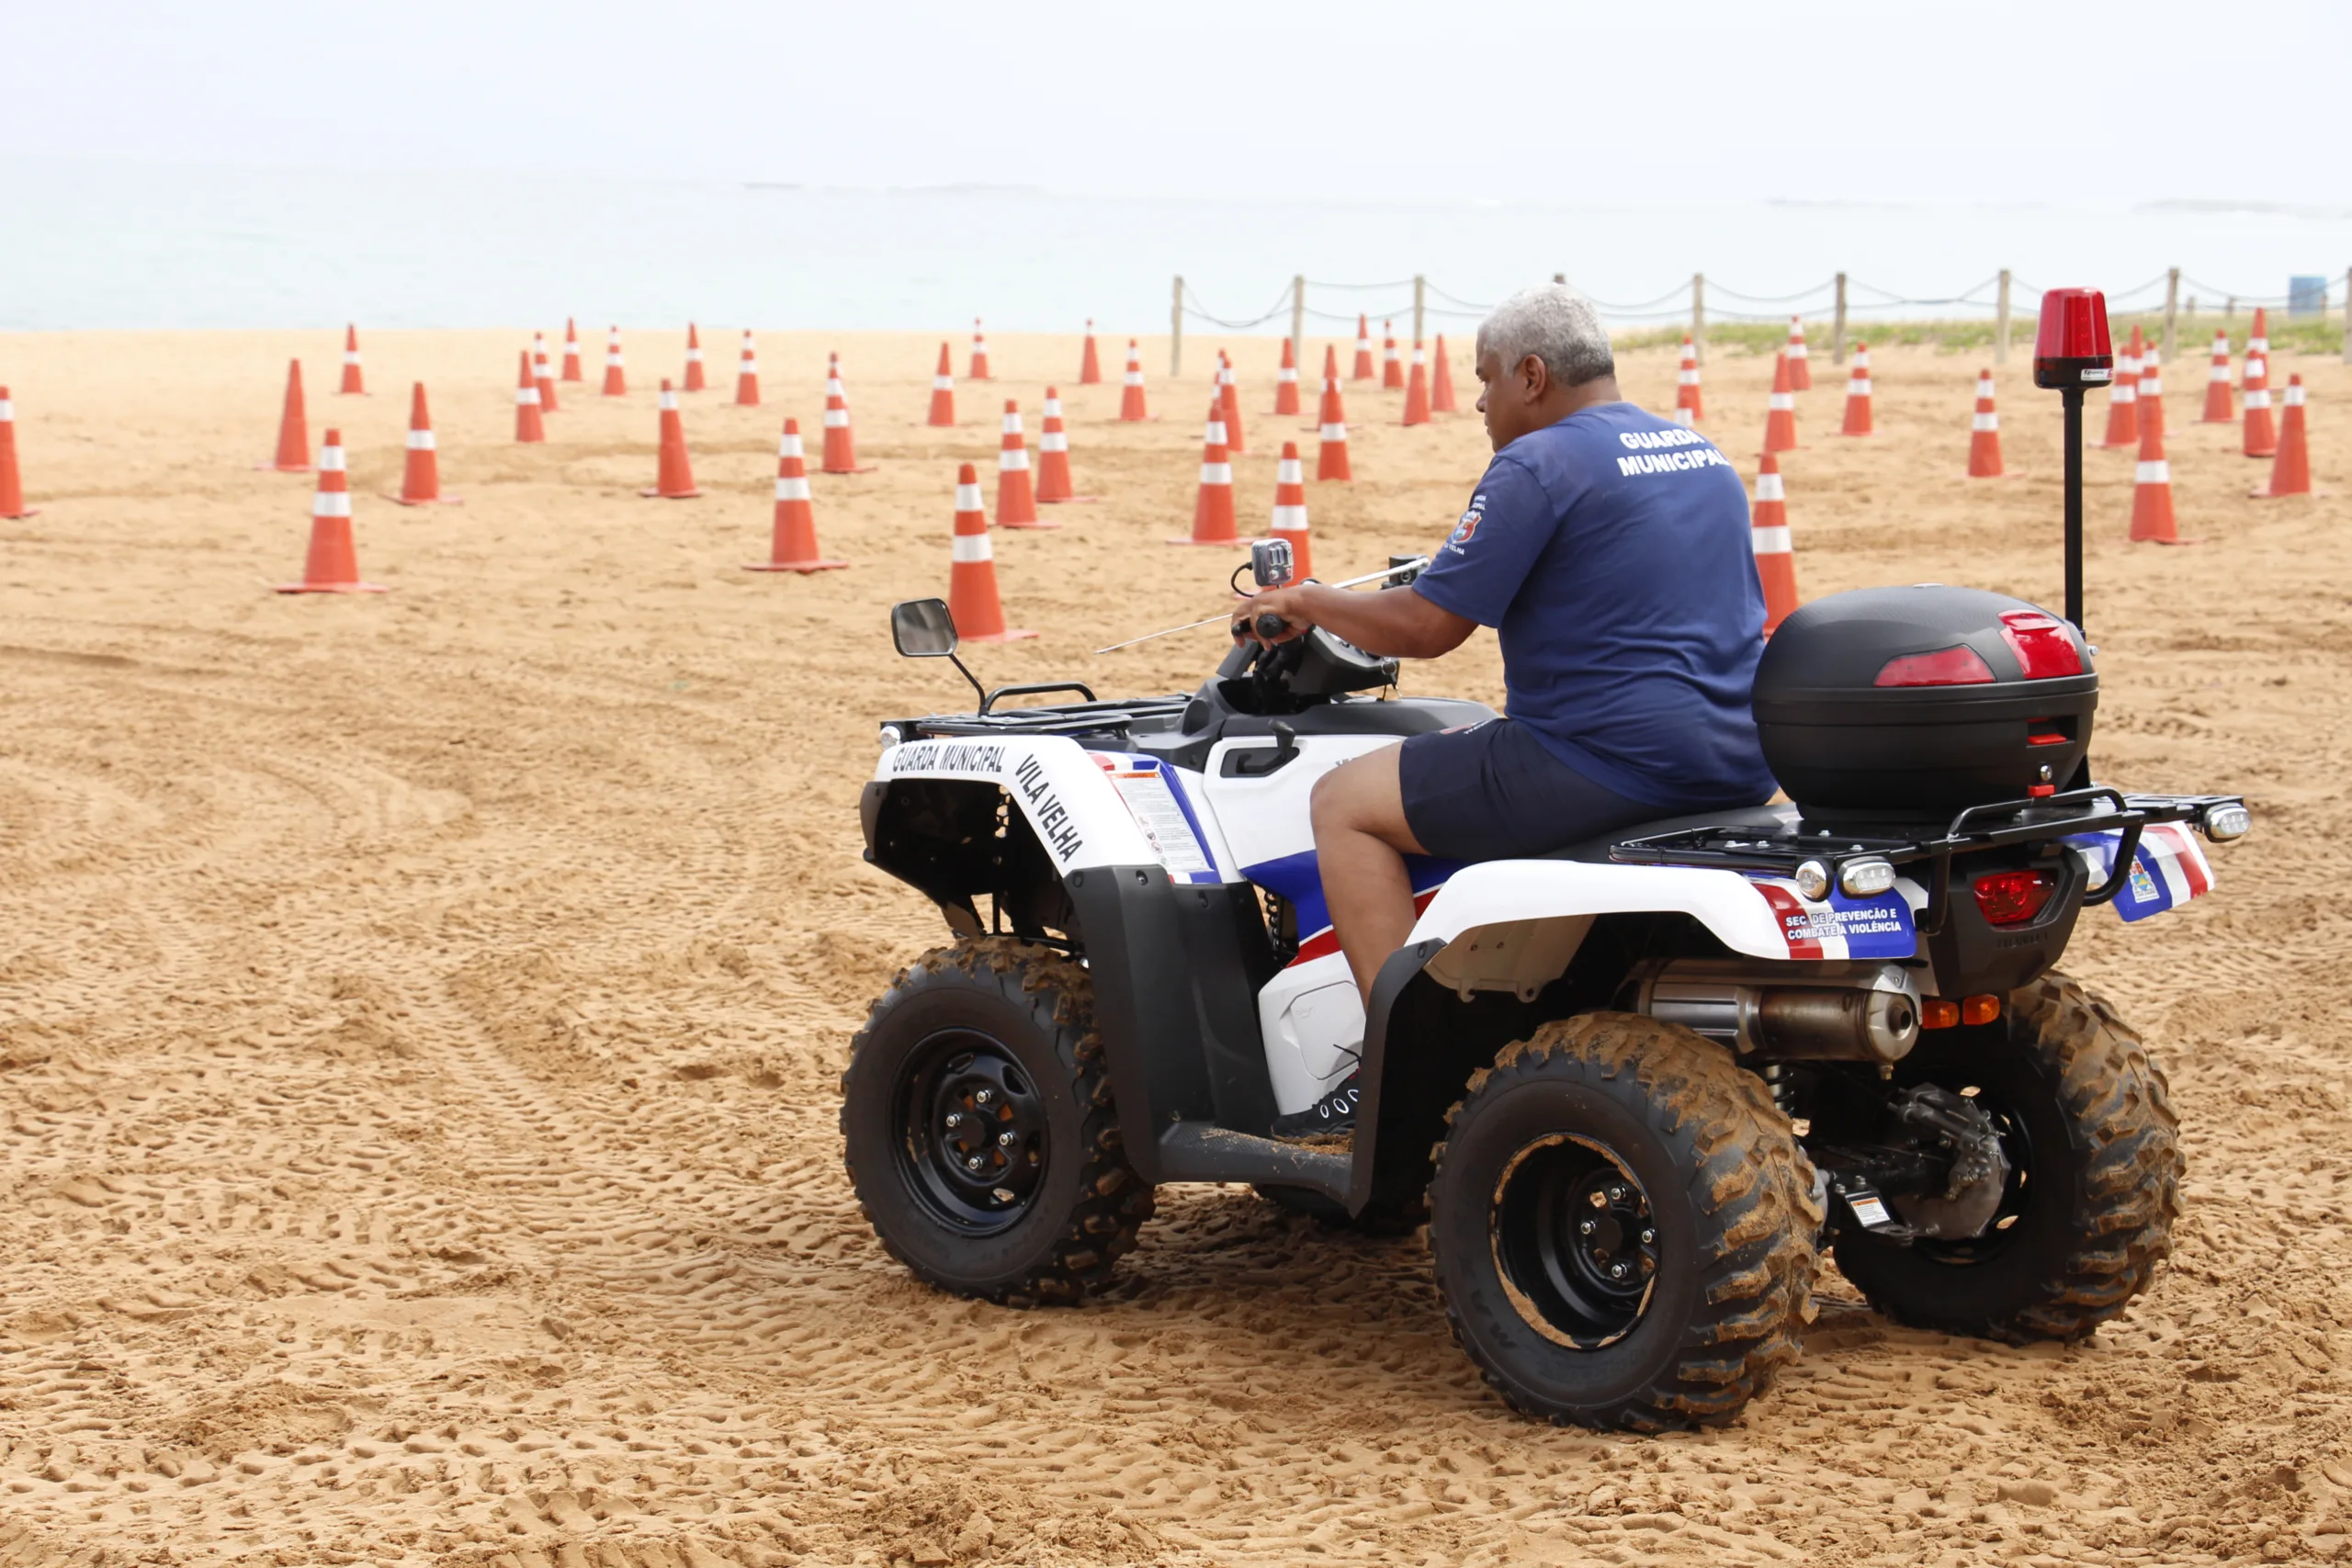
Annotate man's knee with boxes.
[1311,748,1407,840]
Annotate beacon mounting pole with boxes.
[2032,288,2115,640]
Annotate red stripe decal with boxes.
[2161,823,2211,897]
[1752,880,1824,959]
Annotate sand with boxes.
[1,325,2349,1566]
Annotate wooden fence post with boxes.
[1412,276,1426,345]
[2163,268,2179,362]
[1691,274,1706,364]
[1995,270,2011,365]
[1170,276,1183,378]
[1832,273,1848,364]
[1291,276,1306,369]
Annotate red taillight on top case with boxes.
[1973,868,2056,926]
[1874,645,1996,687]
[1998,611,2084,679]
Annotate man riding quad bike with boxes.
[841,285,2247,1429]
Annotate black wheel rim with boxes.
[894,1029,1050,1235]
[1490,1134,1658,1349]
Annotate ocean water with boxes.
[5,155,2347,336]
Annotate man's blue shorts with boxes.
[1397,717,1659,863]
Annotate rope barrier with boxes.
[1178,267,2343,337]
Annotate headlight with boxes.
[877,724,903,751]
[1794,859,1831,900]
[2201,803,2250,842]
[1838,857,1897,898]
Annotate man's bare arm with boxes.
[1238,582,1476,660]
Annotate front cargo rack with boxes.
[1609,788,2247,934]
[893,692,1193,741]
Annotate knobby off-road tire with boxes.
[1428,1012,1821,1431]
[1833,973,2182,1343]
[841,938,1153,1306]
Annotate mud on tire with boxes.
[1832,973,2182,1343]
[841,938,1153,1306]
[1428,1012,1821,1431]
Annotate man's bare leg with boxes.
[1308,744,1432,1004]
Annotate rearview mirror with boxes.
[891,598,958,658]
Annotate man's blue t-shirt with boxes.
[1410,401,1777,810]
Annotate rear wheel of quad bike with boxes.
[840,938,1153,1306]
[1832,973,2181,1343]
[1428,1012,1820,1431]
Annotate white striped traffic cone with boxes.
[603,326,628,397]
[1218,352,1247,455]
[1785,317,1811,390]
[514,350,545,444]
[947,463,1034,641]
[1838,346,1872,436]
[1966,369,2005,478]
[970,319,991,381]
[2199,329,2234,423]
[0,385,37,519]
[534,333,560,413]
[1381,322,1404,389]
[1751,453,1797,633]
[927,343,956,426]
[561,319,583,382]
[2244,314,2277,457]
[1119,340,1149,422]
[735,332,761,406]
[1673,334,1702,425]
[1317,366,1351,481]
[745,418,846,572]
[277,430,385,593]
[820,355,874,473]
[641,379,700,499]
[1036,387,1091,503]
[1175,398,1241,546]
[389,382,459,505]
[996,400,1049,529]
[683,323,708,392]
[340,325,366,396]
[1266,441,1311,579]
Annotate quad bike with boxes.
[840,300,2249,1429]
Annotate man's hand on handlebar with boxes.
[1232,584,1317,647]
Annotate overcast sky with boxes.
[13,0,2346,207]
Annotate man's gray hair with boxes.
[1476,284,1614,389]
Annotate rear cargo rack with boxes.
[1610,788,2245,934]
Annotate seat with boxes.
[1541,803,1800,865]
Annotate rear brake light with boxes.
[1874,645,1996,687]
[1973,868,2056,926]
[1999,612,2084,679]
[1961,995,2002,1026]
[1920,998,1961,1030]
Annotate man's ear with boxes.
[1519,354,1549,401]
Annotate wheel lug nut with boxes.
[964,1156,984,1172]
[1577,1219,1596,1235]
[974,1089,994,1105]
[1610,1261,1628,1280]
[997,1131,1016,1147]
[1608,1185,1627,1202]
[944,1112,964,1128]
[1640,1228,1656,1245]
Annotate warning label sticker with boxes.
[1112,770,1212,875]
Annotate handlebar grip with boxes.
[1255,612,1290,641]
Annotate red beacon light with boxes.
[2034,288,2115,390]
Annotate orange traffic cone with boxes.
[948,463,1035,642]
[1673,335,1702,426]
[745,418,847,572]
[2099,325,2141,448]
[1785,317,1811,390]
[1402,343,1431,425]
[1267,441,1311,579]
[261,359,313,471]
[1037,387,1091,503]
[1966,369,2006,478]
[1751,454,1798,634]
[276,430,385,593]
[1431,333,1459,413]
[1317,370,1352,481]
[995,400,1050,530]
[0,386,37,518]
[389,382,458,506]
[1176,398,1241,546]
[2243,308,2271,394]
[2130,412,2182,544]
[683,324,708,392]
[2137,343,2166,449]
[514,350,546,444]
[339,325,366,395]
[1118,340,1150,422]
[1838,345,1873,436]
[1381,322,1404,390]
[1218,352,1247,455]
[2255,376,2313,498]
[2243,326,2278,458]
[602,326,628,397]
[970,320,992,381]
[1762,353,1799,453]
[820,355,875,473]
[1351,315,1375,381]
[1273,338,1302,416]
[1080,320,1102,385]
[927,344,956,426]
[735,332,762,407]
[561,319,584,382]
[640,379,700,498]
[534,333,560,413]
[2198,329,2234,423]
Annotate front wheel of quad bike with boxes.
[1832,973,2182,1343]
[1427,1013,1821,1431]
[840,938,1153,1306]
